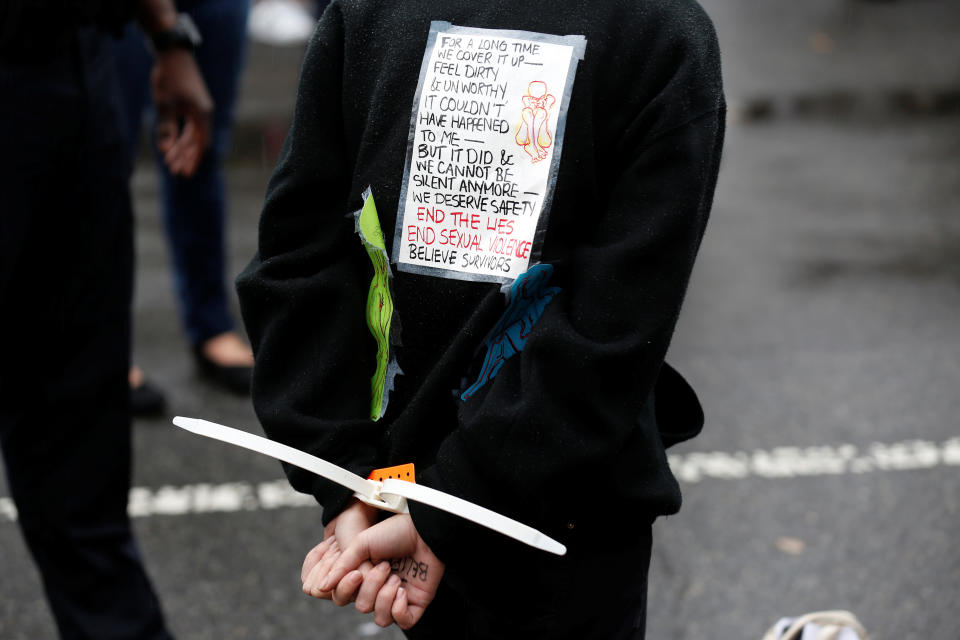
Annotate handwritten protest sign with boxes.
[393,23,586,283]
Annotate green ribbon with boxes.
[355,190,396,420]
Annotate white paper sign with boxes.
[393,23,586,283]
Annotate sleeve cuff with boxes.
[405,465,507,566]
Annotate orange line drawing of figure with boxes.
[515,80,556,163]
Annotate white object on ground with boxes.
[763,610,868,640]
[248,0,316,46]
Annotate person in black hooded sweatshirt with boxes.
[0,1,211,637]
[236,0,724,637]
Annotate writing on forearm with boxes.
[390,556,428,583]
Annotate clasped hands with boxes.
[301,499,444,629]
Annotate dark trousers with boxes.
[0,27,172,640]
[111,0,249,347]
[404,523,651,640]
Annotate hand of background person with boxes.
[150,48,213,177]
[304,513,445,629]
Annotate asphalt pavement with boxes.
[1,1,958,638]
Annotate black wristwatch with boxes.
[150,14,203,54]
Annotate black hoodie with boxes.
[237,0,724,577]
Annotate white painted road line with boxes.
[1,438,958,523]
[0,479,316,524]
[668,437,960,483]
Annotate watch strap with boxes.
[151,13,202,53]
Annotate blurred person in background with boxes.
[0,0,211,636]
[112,0,254,414]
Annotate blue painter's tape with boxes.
[461,264,561,401]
